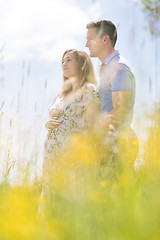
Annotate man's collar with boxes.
[102,50,120,65]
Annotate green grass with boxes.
[0,108,160,240]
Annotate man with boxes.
[85,20,139,163]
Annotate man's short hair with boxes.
[86,20,117,47]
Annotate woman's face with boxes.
[62,52,77,79]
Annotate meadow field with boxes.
[0,102,160,240]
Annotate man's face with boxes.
[85,27,104,58]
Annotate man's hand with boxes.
[45,117,61,132]
[99,113,113,131]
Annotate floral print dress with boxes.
[43,83,99,163]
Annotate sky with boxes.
[0,0,159,111]
[0,0,160,181]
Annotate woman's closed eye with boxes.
[66,58,71,63]
[62,58,71,64]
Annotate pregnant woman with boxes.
[43,49,100,184]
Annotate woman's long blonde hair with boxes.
[60,49,96,96]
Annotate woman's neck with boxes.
[69,76,79,92]
[63,79,83,102]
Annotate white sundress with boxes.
[43,83,99,164]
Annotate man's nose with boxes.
[85,41,89,47]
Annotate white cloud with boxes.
[0,0,90,61]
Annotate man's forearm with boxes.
[100,108,128,130]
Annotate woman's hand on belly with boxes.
[45,117,61,132]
